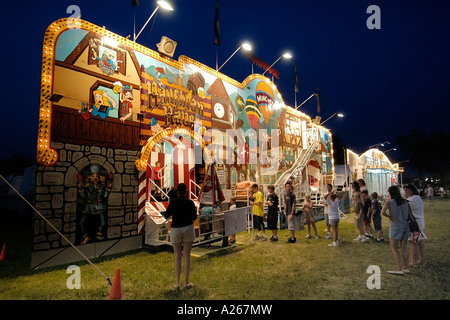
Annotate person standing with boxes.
[250,184,267,240]
[352,192,367,242]
[381,185,410,275]
[303,194,319,239]
[265,185,279,242]
[403,184,427,266]
[323,191,342,247]
[323,184,333,239]
[361,190,374,240]
[425,184,435,206]
[285,182,297,243]
[164,183,198,289]
[370,192,384,242]
[358,179,368,193]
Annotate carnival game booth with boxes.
[33,17,335,268]
[346,148,404,198]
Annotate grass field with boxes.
[1,198,449,300]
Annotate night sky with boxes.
[1,0,449,162]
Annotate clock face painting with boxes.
[214,102,225,118]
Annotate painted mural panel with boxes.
[33,20,144,268]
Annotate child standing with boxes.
[265,185,279,242]
[353,192,367,242]
[370,192,384,242]
[302,194,319,239]
[361,190,374,239]
[324,191,342,247]
[285,183,297,243]
[250,184,267,241]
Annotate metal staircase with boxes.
[274,141,319,188]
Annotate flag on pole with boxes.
[214,0,220,46]
[315,84,321,114]
[198,162,225,205]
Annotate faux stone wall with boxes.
[33,142,139,251]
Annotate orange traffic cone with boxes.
[0,243,6,261]
[109,267,122,300]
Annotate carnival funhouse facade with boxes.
[32,18,334,268]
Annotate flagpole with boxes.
[295,93,315,110]
[293,61,299,109]
[294,91,297,109]
[216,47,219,71]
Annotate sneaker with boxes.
[287,237,297,243]
[402,269,410,274]
[324,233,331,239]
[376,238,384,243]
[360,237,368,243]
[387,270,404,275]
[254,235,262,240]
[328,242,338,247]
[315,235,320,240]
[306,235,312,239]
[270,236,278,242]
[365,234,373,239]
[261,235,268,241]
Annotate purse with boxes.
[407,202,420,233]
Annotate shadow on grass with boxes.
[0,210,172,279]
[162,284,209,300]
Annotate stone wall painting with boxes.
[77,164,113,245]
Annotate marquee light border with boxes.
[135,127,211,172]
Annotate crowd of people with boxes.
[163,177,429,289]
[248,179,428,275]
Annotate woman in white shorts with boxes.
[381,185,410,275]
[164,183,198,289]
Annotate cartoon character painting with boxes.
[90,39,122,76]
[116,83,134,122]
[150,117,163,135]
[91,89,117,119]
[77,165,113,245]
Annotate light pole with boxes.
[369,141,390,149]
[384,148,397,153]
[134,1,174,42]
[217,42,252,72]
[319,112,344,126]
[262,52,292,76]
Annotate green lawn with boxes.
[1,198,449,300]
